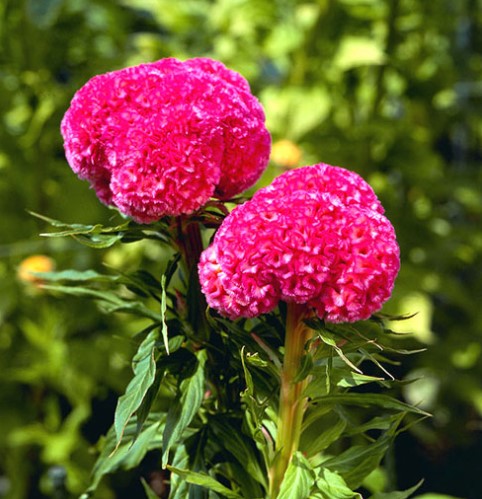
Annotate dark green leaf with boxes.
[82,415,166,497]
[113,327,160,451]
[321,416,404,488]
[140,477,162,499]
[162,350,207,467]
[309,393,430,417]
[210,417,267,488]
[300,414,347,456]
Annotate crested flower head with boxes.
[61,58,271,223]
[199,164,400,323]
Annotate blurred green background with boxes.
[1,0,481,497]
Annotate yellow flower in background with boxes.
[270,139,302,169]
[17,255,55,285]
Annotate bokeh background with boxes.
[1,0,481,498]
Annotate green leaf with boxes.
[316,468,362,498]
[140,477,162,499]
[167,467,243,499]
[71,232,125,248]
[309,393,430,417]
[169,445,190,499]
[300,414,347,457]
[40,284,164,322]
[240,348,271,463]
[82,415,165,497]
[321,417,403,489]
[370,480,424,498]
[34,269,121,283]
[210,417,267,488]
[162,350,207,467]
[112,328,160,452]
[317,330,362,373]
[160,274,169,354]
[305,367,384,398]
[277,452,316,499]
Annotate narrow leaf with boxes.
[321,419,403,489]
[82,415,165,497]
[112,328,160,452]
[310,393,431,417]
[162,350,207,467]
[301,415,347,457]
[140,477,162,499]
[210,417,267,488]
[167,467,243,499]
[160,274,169,354]
[370,480,424,499]
[34,269,120,283]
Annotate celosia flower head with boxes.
[61,58,271,223]
[199,164,400,323]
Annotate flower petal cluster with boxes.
[199,163,400,323]
[61,58,271,223]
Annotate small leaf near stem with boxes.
[269,302,314,498]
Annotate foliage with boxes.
[1,0,481,498]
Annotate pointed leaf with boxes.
[210,417,267,488]
[140,477,162,499]
[370,480,424,498]
[309,393,430,417]
[301,415,347,457]
[113,328,160,452]
[160,274,169,354]
[277,452,316,499]
[162,350,206,467]
[316,468,361,498]
[82,415,165,497]
[167,467,243,499]
[321,419,402,489]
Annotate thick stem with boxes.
[174,217,209,339]
[269,302,313,498]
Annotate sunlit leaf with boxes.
[370,480,424,498]
[277,452,316,499]
[167,466,243,499]
[315,468,361,498]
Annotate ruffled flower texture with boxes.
[199,164,400,323]
[61,58,271,223]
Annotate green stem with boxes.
[269,302,313,498]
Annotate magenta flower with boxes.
[61,58,271,223]
[198,164,400,323]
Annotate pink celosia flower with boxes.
[199,164,400,323]
[61,58,271,223]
